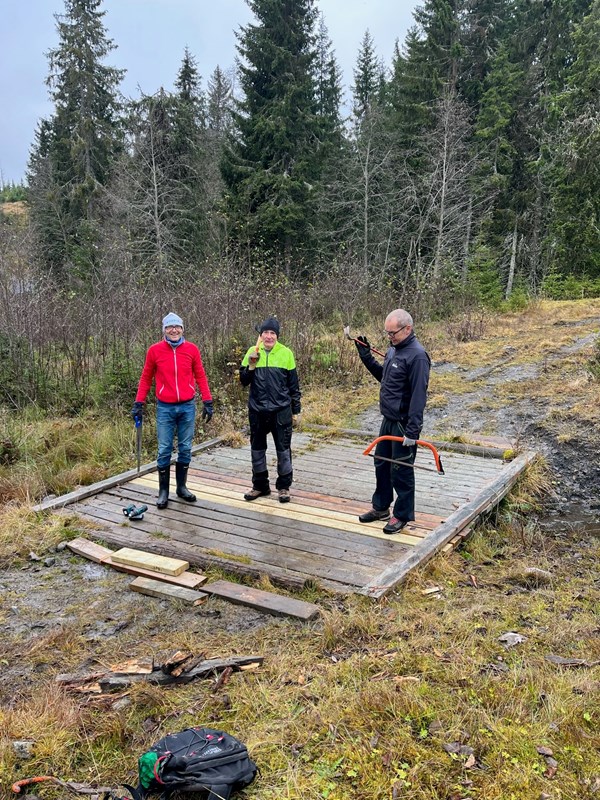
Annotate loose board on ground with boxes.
[130,576,207,605]
[111,547,189,576]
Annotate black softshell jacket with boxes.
[359,332,430,440]
[239,341,301,415]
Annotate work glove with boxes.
[292,413,301,429]
[355,335,371,357]
[131,401,144,423]
[402,436,416,447]
[201,400,214,423]
[248,350,260,369]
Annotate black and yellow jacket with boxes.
[240,341,301,415]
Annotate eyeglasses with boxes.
[165,325,182,331]
[384,325,408,337]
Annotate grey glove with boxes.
[131,401,144,423]
[402,436,416,447]
[202,400,214,422]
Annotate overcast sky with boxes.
[0,0,418,185]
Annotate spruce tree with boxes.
[207,66,233,134]
[28,0,123,279]
[312,14,346,254]
[352,30,381,121]
[547,0,600,278]
[221,0,321,270]
[171,48,210,265]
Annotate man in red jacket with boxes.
[131,313,213,509]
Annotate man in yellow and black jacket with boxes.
[239,317,301,503]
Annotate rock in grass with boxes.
[507,567,553,588]
[13,740,35,760]
[498,631,527,647]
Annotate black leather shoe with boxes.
[243,487,271,501]
[383,517,407,534]
[358,508,390,523]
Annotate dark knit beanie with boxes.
[259,317,280,336]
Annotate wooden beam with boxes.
[67,537,113,563]
[105,558,207,589]
[130,576,207,605]
[305,424,508,459]
[111,547,189,576]
[66,536,207,588]
[358,451,538,598]
[31,436,225,512]
[204,579,320,621]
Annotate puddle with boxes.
[538,502,600,537]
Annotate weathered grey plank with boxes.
[304,425,508,458]
[203,580,320,620]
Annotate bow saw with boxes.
[363,436,445,475]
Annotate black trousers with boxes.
[249,407,293,491]
[371,417,417,522]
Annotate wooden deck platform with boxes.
[40,431,537,598]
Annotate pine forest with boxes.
[1,0,600,412]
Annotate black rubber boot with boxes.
[175,462,196,502]
[156,467,170,509]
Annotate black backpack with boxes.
[124,727,258,800]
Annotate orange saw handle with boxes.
[12,777,59,794]
[363,436,445,474]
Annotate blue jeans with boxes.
[156,400,196,468]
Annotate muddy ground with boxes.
[1,311,599,708]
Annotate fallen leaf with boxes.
[421,586,443,595]
[536,745,554,757]
[464,754,476,769]
[544,762,558,779]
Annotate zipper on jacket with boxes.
[172,347,180,402]
[265,350,271,412]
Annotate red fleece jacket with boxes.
[135,340,212,404]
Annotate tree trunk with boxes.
[505,218,518,299]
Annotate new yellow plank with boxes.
[132,476,425,546]
[111,546,189,576]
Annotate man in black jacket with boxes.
[239,317,301,503]
[355,309,430,534]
